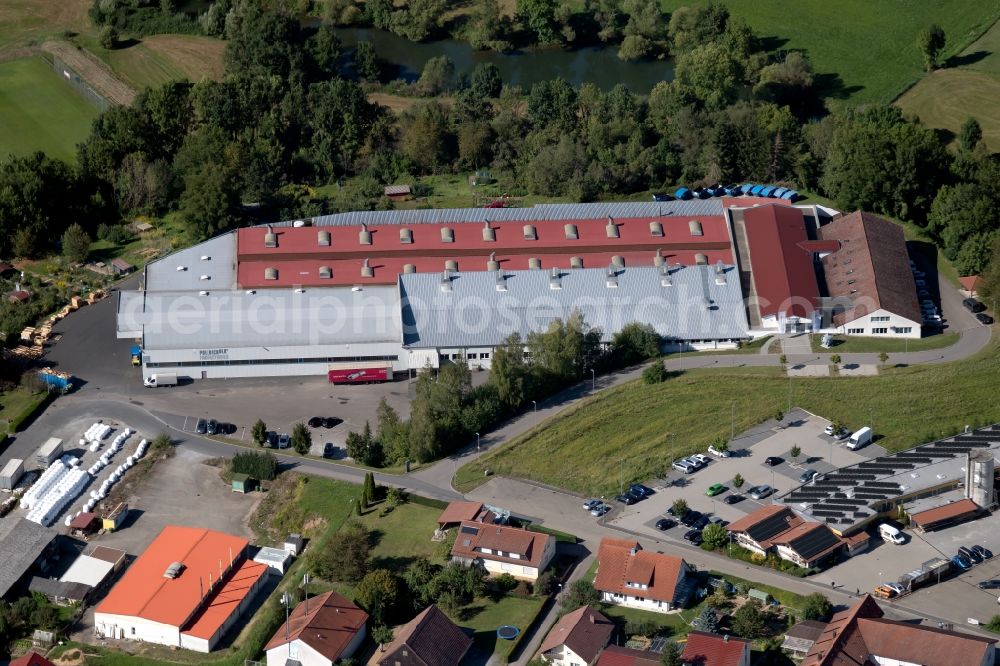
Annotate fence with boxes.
[42,52,112,112]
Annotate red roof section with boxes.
[451,521,553,568]
[263,590,368,660]
[539,605,614,662]
[236,214,732,287]
[70,512,98,529]
[959,275,981,294]
[10,654,55,666]
[910,498,980,529]
[743,204,819,318]
[595,645,662,666]
[681,631,751,666]
[182,559,267,640]
[594,538,687,605]
[437,501,485,525]
[95,526,250,629]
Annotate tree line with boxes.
[1,1,996,278]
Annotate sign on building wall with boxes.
[198,349,229,361]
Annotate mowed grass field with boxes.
[456,338,1000,495]
[0,0,91,54]
[0,57,98,162]
[102,35,225,91]
[897,19,1000,151]
[659,0,999,105]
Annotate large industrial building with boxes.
[117,196,927,382]
[93,526,268,652]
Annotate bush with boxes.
[732,599,767,638]
[561,579,600,610]
[231,451,278,481]
[624,617,662,638]
[800,592,833,621]
[642,362,669,384]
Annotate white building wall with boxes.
[835,309,921,338]
[481,558,540,581]
[542,644,590,666]
[94,613,180,647]
[179,633,211,653]
[599,591,676,614]
[265,624,366,666]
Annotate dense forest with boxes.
[1,0,999,283]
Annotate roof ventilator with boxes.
[523,225,537,241]
[483,221,496,242]
[653,249,665,267]
[359,223,372,245]
[528,257,541,270]
[611,255,625,268]
[361,259,374,278]
[695,253,708,265]
[319,266,332,279]
[660,264,673,287]
[403,263,416,274]
[264,225,277,248]
[264,267,278,281]
[441,227,454,243]
[199,274,210,280]
[715,261,727,285]
[440,270,453,293]
[650,221,663,237]
[689,220,703,237]
[487,252,500,271]
[200,255,210,261]
[606,265,619,289]
[570,256,583,269]
[318,230,331,246]
[445,259,458,272]
[495,270,507,292]
[163,562,185,579]
[565,224,578,240]
[606,217,620,238]
[549,267,562,290]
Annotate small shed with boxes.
[383,184,412,200]
[253,546,292,574]
[0,458,24,491]
[110,258,135,276]
[748,588,771,604]
[231,473,256,494]
[133,221,154,233]
[102,502,128,532]
[8,290,30,304]
[31,629,55,648]
[284,533,305,556]
[36,438,63,469]
[69,512,99,537]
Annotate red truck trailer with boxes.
[328,366,391,384]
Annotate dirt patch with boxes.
[42,40,135,105]
[302,515,327,534]
[52,649,84,666]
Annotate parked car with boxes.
[206,419,219,435]
[308,416,323,428]
[219,422,236,435]
[979,580,1000,590]
[629,484,652,497]
[708,516,728,527]
[591,504,610,517]
[323,443,336,458]
[683,456,704,470]
[708,444,730,458]
[195,419,208,434]
[322,417,343,428]
[683,529,703,545]
[672,460,695,474]
[724,494,744,505]
[693,515,710,529]
[583,499,602,511]
[964,297,986,313]
[706,483,725,497]
[952,555,972,571]
[616,494,636,505]
[973,545,993,560]
[749,485,774,500]
[655,518,676,531]
[691,454,711,466]
[266,431,278,448]
[681,510,703,527]
[961,546,982,564]
[884,582,904,596]
[836,429,851,440]
[764,456,783,467]
[977,313,995,325]
[798,469,819,484]
[824,425,835,436]
[277,433,291,449]
[625,489,645,502]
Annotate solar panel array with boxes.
[781,425,1000,531]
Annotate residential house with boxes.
[264,590,367,666]
[538,606,614,665]
[681,631,751,666]
[451,521,555,581]
[594,645,660,666]
[771,523,845,569]
[725,505,801,556]
[726,505,844,568]
[802,595,996,666]
[377,604,473,666]
[593,538,694,614]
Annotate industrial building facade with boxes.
[117,198,927,382]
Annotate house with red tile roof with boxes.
[264,590,367,666]
[801,595,996,666]
[594,645,661,666]
[593,539,694,614]
[818,211,922,339]
[93,526,269,652]
[451,521,555,581]
[681,631,751,666]
[377,604,473,666]
[538,606,614,665]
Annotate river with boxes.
[334,28,675,92]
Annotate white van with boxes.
[848,426,872,450]
[880,523,905,545]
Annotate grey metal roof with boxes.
[270,200,724,228]
[29,576,90,601]
[144,233,237,292]
[399,265,749,349]
[120,285,402,350]
[0,519,57,598]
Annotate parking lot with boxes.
[607,410,885,543]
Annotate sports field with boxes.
[0,57,98,163]
[660,0,999,105]
[897,19,1000,151]
[456,338,1000,495]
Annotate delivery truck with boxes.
[144,372,178,388]
[847,426,872,450]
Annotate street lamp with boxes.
[730,400,736,443]
[870,407,874,441]
[591,368,596,392]
[475,432,480,453]
[281,592,291,640]
[532,400,537,412]
[879,571,883,587]
[787,374,792,413]
[620,458,625,495]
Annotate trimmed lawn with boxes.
[659,0,999,105]
[358,500,445,568]
[0,57,98,163]
[0,386,49,434]
[457,339,1000,495]
[0,0,91,53]
[78,34,225,92]
[809,331,960,354]
[459,594,546,661]
[600,603,694,637]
